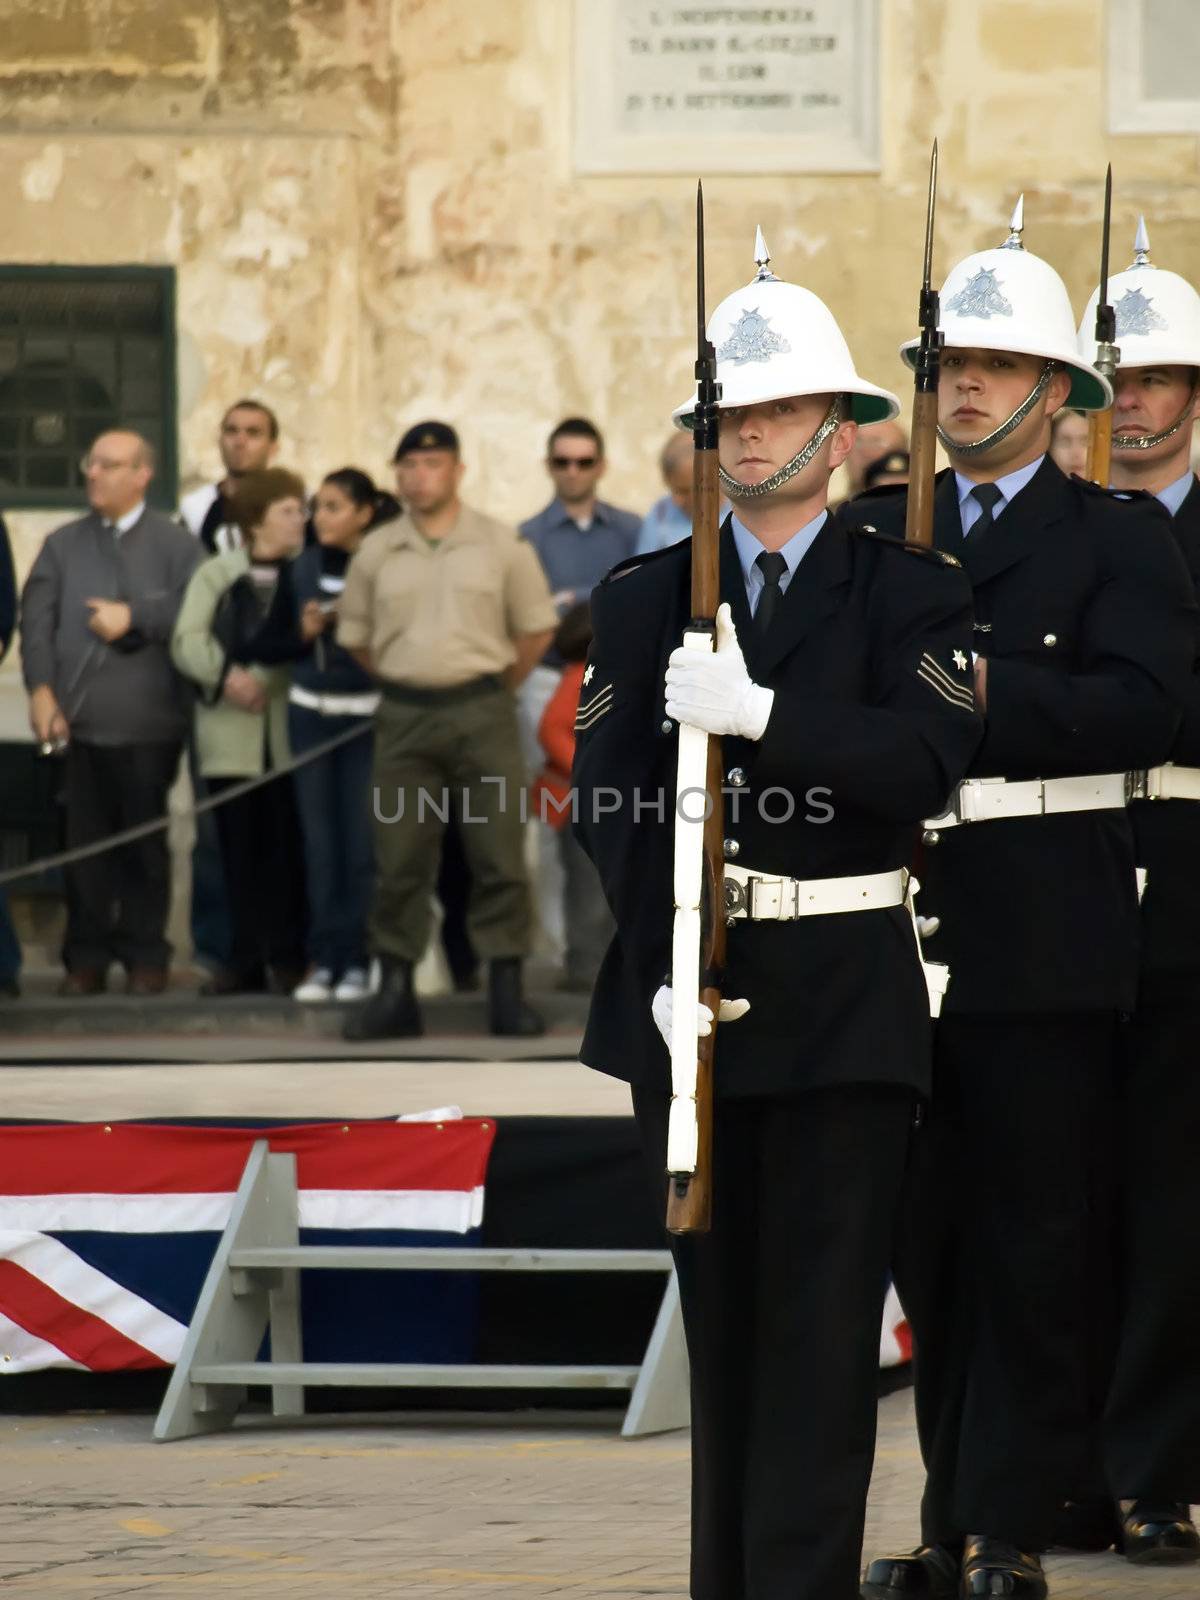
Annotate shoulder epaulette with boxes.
[850,523,962,569]
[1070,476,1158,505]
[600,543,683,585]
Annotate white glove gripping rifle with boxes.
[666,183,725,1236]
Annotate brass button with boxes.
[923,829,941,846]
[1043,633,1057,647]
[727,767,747,788]
[724,838,740,858]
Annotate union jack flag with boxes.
[0,1119,495,1374]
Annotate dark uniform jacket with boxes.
[1130,474,1200,1008]
[853,458,1196,1016]
[573,507,982,1102]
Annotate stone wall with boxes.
[0,0,1197,581]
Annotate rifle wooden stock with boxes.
[905,389,939,548]
[666,436,723,1236]
[1085,407,1113,488]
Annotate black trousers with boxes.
[1103,1002,1200,1502]
[633,1082,915,1600]
[206,774,307,979]
[895,1012,1120,1551]
[62,739,181,973]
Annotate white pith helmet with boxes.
[673,228,900,430]
[901,196,1112,411]
[1076,217,1200,370]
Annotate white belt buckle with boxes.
[958,776,1039,822]
[747,875,785,920]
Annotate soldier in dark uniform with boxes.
[573,242,981,1600]
[1064,221,1200,1565]
[859,213,1197,1600]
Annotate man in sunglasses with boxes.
[518,419,642,955]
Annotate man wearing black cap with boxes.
[337,422,557,1039]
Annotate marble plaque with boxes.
[1109,0,1200,133]
[573,1,880,174]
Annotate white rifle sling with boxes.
[668,628,715,1175]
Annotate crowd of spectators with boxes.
[0,399,910,1021]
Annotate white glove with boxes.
[664,603,775,741]
[652,983,751,1052]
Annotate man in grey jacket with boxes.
[21,430,201,995]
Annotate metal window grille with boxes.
[0,266,178,510]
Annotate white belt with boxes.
[926,772,1129,830]
[724,864,908,921]
[1131,763,1200,802]
[289,685,380,717]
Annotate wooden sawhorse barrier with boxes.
[154,1138,689,1441]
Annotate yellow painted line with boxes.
[209,1471,284,1486]
[6,1574,688,1592]
[118,1518,172,1537]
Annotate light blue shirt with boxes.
[955,456,1044,536]
[730,510,828,616]
[635,494,691,555]
[1156,470,1196,518]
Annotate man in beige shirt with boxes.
[338,421,556,1039]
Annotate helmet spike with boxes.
[1002,193,1025,250]
[1132,215,1153,268]
[753,225,777,282]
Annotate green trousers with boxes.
[369,685,532,963]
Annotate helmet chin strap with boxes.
[938,361,1055,459]
[1113,380,1199,451]
[719,401,842,500]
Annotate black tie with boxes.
[965,482,1003,539]
[754,551,788,636]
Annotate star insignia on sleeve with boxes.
[583,664,595,684]
[952,649,968,672]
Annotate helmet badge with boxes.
[1115,286,1168,338]
[717,307,792,366]
[945,267,1014,321]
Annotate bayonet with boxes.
[905,140,942,549]
[1085,164,1119,485]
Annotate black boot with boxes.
[488,958,544,1037]
[343,958,423,1041]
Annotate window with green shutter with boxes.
[0,266,177,511]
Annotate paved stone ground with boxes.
[0,1395,1192,1597]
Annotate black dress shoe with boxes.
[860,1543,959,1598]
[961,1536,1046,1598]
[1121,1501,1200,1564]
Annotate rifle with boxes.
[665,182,724,1236]
[1085,164,1119,486]
[905,141,941,550]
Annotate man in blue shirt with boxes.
[517,418,641,956]
[520,418,641,627]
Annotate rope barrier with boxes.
[0,718,373,890]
